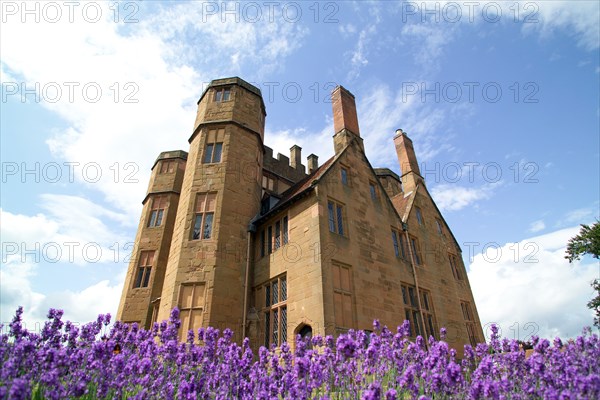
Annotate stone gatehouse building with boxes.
[117,77,484,352]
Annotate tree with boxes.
[565,220,600,328]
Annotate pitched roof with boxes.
[391,190,415,223]
[252,139,464,252]
[253,155,337,224]
[255,140,407,229]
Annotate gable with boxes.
[405,184,462,252]
[315,139,406,229]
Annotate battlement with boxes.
[263,144,312,185]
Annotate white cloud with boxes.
[339,23,357,37]
[390,0,599,73]
[529,219,546,233]
[0,261,124,333]
[1,196,128,331]
[0,262,46,326]
[265,80,464,179]
[560,207,598,226]
[356,83,463,170]
[400,23,455,71]
[523,1,600,51]
[468,226,598,340]
[348,26,375,79]
[139,2,308,78]
[346,4,382,80]
[0,2,307,332]
[1,195,131,268]
[38,278,124,326]
[265,125,334,167]
[430,183,498,211]
[1,2,307,220]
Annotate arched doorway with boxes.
[298,324,313,340]
[293,323,314,352]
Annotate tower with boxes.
[116,150,187,327]
[155,78,265,340]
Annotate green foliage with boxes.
[565,220,600,263]
[589,279,600,329]
[565,220,600,328]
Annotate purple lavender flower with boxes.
[2,309,599,399]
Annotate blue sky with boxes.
[1,1,598,341]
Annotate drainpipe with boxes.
[403,223,429,350]
[242,224,256,338]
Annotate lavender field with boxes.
[1,307,598,399]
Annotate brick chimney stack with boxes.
[307,154,319,174]
[331,86,364,154]
[394,129,424,193]
[332,86,360,136]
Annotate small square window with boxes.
[159,160,176,174]
[192,193,216,240]
[461,301,478,345]
[415,207,424,226]
[449,254,463,280]
[336,205,344,235]
[328,202,335,233]
[436,219,443,235]
[262,175,276,192]
[328,200,345,236]
[275,220,281,250]
[369,182,378,200]
[215,87,230,102]
[392,230,400,257]
[204,142,223,164]
[203,129,224,164]
[341,168,348,186]
[263,216,289,256]
[134,251,154,288]
[148,196,167,228]
[283,216,288,245]
[410,235,423,265]
[391,229,407,259]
